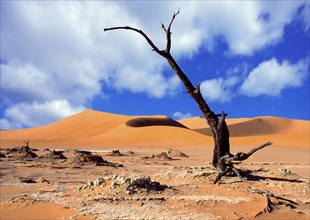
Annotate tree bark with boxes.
[104,11,272,179]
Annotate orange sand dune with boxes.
[179,115,309,136]
[0,110,212,148]
[1,110,130,140]
[179,116,309,148]
[0,110,309,149]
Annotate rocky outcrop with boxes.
[81,174,168,195]
[5,146,38,160]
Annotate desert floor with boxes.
[0,144,309,220]
[0,110,309,219]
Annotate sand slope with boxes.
[0,110,212,148]
[1,110,309,149]
[179,116,309,148]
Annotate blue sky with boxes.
[1,1,309,129]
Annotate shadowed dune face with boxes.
[194,118,290,137]
[180,116,306,137]
[125,117,188,128]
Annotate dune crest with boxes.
[0,110,308,149]
[179,116,309,137]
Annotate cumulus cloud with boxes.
[0,1,308,128]
[167,1,308,56]
[298,1,310,31]
[172,111,193,120]
[240,58,308,97]
[200,77,239,103]
[0,100,85,129]
[110,66,180,98]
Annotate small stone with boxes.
[87,181,94,186]
[94,178,105,186]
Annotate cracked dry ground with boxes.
[0,147,309,220]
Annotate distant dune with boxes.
[0,110,309,149]
[179,116,308,136]
[179,116,309,148]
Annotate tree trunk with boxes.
[104,11,271,180]
[163,53,231,170]
[104,11,231,170]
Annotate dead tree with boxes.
[23,139,30,147]
[104,10,272,183]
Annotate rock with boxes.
[87,181,94,186]
[39,150,67,160]
[19,177,36,184]
[6,146,38,160]
[124,150,135,155]
[269,168,297,176]
[39,177,51,184]
[108,174,168,194]
[144,152,173,160]
[72,154,106,165]
[167,149,189,158]
[84,174,168,195]
[94,178,105,186]
[74,150,92,156]
[68,153,122,167]
[107,150,124,157]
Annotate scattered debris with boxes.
[39,177,51,184]
[81,174,168,195]
[74,150,92,155]
[166,149,188,158]
[143,152,173,160]
[6,146,38,160]
[123,150,135,155]
[153,166,216,181]
[107,150,124,157]
[68,152,122,167]
[39,150,67,160]
[269,168,297,176]
[247,187,299,217]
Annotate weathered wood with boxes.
[214,141,273,184]
[220,141,273,163]
[104,11,272,182]
[23,139,30,147]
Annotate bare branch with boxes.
[245,141,273,158]
[165,9,180,53]
[104,26,165,57]
[23,139,30,147]
[221,141,273,163]
[161,23,167,32]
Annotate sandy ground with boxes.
[0,145,309,220]
[0,110,309,219]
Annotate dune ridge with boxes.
[179,116,309,137]
[0,110,308,149]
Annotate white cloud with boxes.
[172,111,193,120]
[0,1,308,128]
[200,77,239,103]
[1,61,57,102]
[110,66,180,98]
[240,58,308,97]
[165,1,307,56]
[298,1,310,32]
[0,100,85,129]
